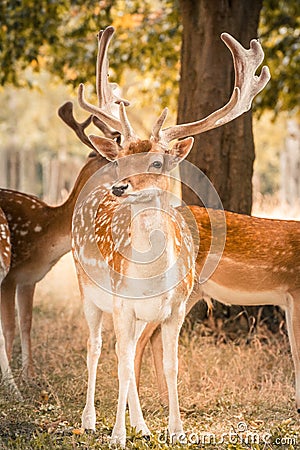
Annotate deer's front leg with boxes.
[82,299,103,431]
[161,303,186,442]
[0,298,22,400]
[127,320,150,437]
[112,307,148,447]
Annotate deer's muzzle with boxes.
[112,184,129,197]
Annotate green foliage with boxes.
[0,0,113,86]
[109,1,181,108]
[253,112,286,195]
[0,0,180,109]
[258,0,300,115]
[0,0,298,115]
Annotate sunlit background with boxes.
[0,1,299,214]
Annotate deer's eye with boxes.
[115,134,122,145]
[151,161,162,169]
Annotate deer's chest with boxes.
[132,292,180,322]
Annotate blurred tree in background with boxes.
[1,0,298,114]
[259,0,300,115]
[177,0,262,213]
[0,0,112,86]
[0,1,180,110]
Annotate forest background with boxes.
[0,0,299,215]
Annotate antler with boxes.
[58,102,95,150]
[78,26,130,134]
[157,33,271,144]
[92,116,121,141]
[58,102,122,149]
[60,30,270,150]
[59,26,129,146]
[95,28,129,113]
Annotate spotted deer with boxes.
[70,27,269,446]
[0,27,126,384]
[0,151,107,379]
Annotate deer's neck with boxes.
[55,156,108,237]
[128,195,178,278]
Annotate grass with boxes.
[0,254,299,449]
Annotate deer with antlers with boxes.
[70,26,269,446]
[0,28,130,386]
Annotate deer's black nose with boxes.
[112,184,129,197]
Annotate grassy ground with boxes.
[0,254,299,449]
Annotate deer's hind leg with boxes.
[1,279,16,362]
[285,291,300,412]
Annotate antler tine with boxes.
[58,102,95,150]
[217,33,271,123]
[92,116,121,141]
[78,26,130,134]
[151,107,168,142]
[96,27,130,109]
[119,102,136,141]
[161,33,271,144]
[78,83,123,133]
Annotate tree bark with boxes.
[176,0,283,335]
[178,0,263,214]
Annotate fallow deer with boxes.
[0,27,124,383]
[0,207,22,398]
[70,28,269,446]
[0,151,107,379]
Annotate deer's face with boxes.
[88,136,194,201]
[111,146,166,200]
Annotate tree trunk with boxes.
[280,119,300,210]
[177,0,283,336]
[178,0,262,213]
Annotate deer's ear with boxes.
[88,135,119,161]
[166,137,194,170]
